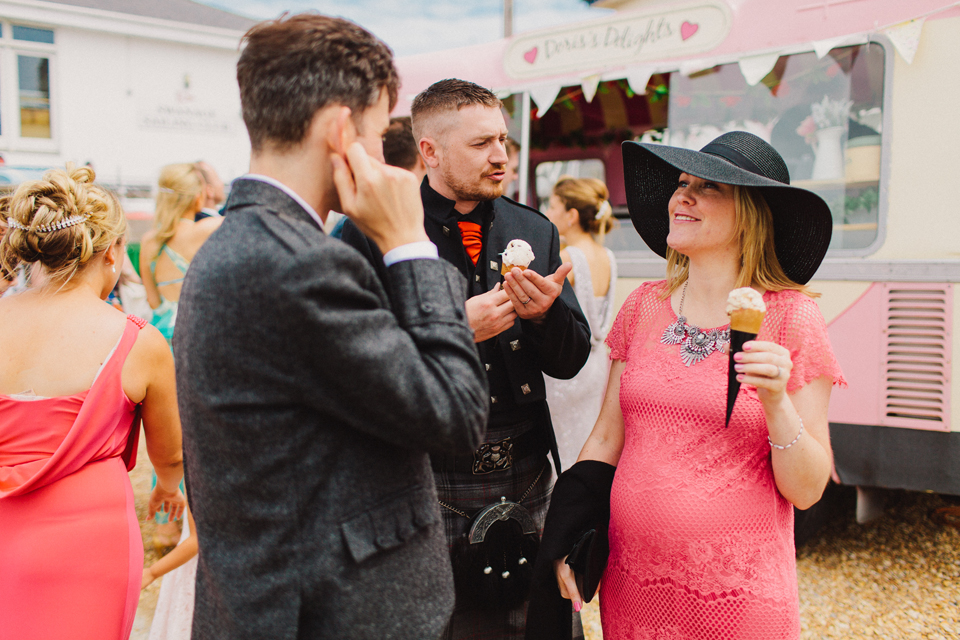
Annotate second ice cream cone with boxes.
[725,288,767,427]
[500,263,527,276]
[729,309,764,334]
[725,329,757,427]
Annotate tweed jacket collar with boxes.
[227,177,325,232]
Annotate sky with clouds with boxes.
[197,0,612,57]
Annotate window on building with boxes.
[0,23,57,145]
[12,26,54,44]
[18,55,50,138]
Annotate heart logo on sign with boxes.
[523,47,538,64]
[680,21,699,41]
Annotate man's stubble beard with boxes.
[441,164,504,203]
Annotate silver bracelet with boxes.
[768,417,804,450]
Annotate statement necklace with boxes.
[661,281,731,366]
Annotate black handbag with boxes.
[564,527,608,603]
[451,498,541,610]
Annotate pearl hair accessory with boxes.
[6,214,89,233]
[595,200,612,220]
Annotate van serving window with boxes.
[524,42,886,259]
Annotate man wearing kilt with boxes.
[342,79,591,639]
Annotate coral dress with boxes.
[0,315,146,640]
[600,282,844,640]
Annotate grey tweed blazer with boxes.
[174,179,488,640]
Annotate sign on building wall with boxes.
[503,1,732,80]
[137,73,236,134]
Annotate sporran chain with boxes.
[439,462,546,519]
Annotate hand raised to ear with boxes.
[331,142,428,255]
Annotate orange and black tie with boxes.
[457,220,483,266]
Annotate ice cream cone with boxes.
[729,309,765,334]
[725,288,766,427]
[500,239,535,280]
[725,329,757,427]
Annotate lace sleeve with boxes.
[606,281,663,362]
[765,291,846,393]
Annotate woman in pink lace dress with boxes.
[0,165,185,640]
[553,132,844,640]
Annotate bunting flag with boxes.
[529,83,562,118]
[581,74,601,103]
[624,68,654,95]
[738,53,781,86]
[884,18,925,64]
[679,59,712,76]
[812,33,867,59]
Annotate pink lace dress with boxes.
[600,281,844,640]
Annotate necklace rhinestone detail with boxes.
[661,281,731,367]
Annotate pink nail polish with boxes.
[574,601,582,612]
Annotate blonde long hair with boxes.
[663,185,818,298]
[0,163,125,286]
[151,163,204,254]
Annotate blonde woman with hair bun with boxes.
[140,163,223,347]
[0,164,185,640]
[543,176,618,468]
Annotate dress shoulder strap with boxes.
[160,244,190,275]
[151,244,190,287]
[93,315,145,386]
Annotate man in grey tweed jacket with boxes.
[173,14,488,640]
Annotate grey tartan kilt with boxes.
[434,420,554,640]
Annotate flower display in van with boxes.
[796,95,854,144]
[810,95,853,129]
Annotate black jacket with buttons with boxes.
[341,180,591,466]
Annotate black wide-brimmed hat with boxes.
[622,131,833,285]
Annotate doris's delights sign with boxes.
[504,2,731,80]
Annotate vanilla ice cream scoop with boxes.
[501,239,535,275]
[726,287,766,334]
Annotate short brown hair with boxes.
[237,13,399,152]
[383,117,419,170]
[411,79,501,141]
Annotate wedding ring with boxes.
[775,365,782,379]
[521,297,531,305]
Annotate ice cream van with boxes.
[394,0,960,527]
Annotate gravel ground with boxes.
[797,488,960,639]
[129,449,960,640]
[130,438,178,640]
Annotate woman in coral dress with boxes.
[552,132,845,639]
[0,165,185,640]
